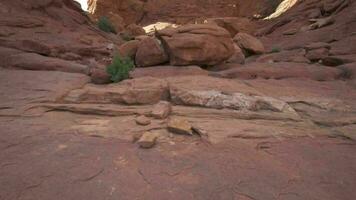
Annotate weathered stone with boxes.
[2,52,90,74]
[137,132,159,148]
[130,65,208,78]
[211,62,342,81]
[135,37,168,67]
[204,17,256,36]
[170,87,298,116]
[118,40,140,59]
[125,24,145,37]
[283,28,298,35]
[132,132,144,143]
[157,24,234,66]
[227,44,245,64]
[65,77,169,105]
[233,33,265,56]
[135,115,151,126]
[305,42,331,50]
[90,66,111,84]
[151,101,172,119]
[306,48,329,62]
[309,17,335,30]
[256,49,309,63]
[167,118,193,135]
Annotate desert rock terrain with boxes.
[0,0,356,199]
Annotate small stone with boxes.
[137,132,159,148]
[192,126,208,138]
[135,115,151,126]
[167,118,193,135]
[282,28,298,35]
[132,132,143,143]
[151,101,172,119]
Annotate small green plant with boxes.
[106,55,135,83]
[270,47,281,53]
[97,16,117,34]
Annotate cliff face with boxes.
[0,0,120,75]
[88,0,282,26]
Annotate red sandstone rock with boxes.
[118,40,140,59]
[157,24,234,66]
[135,37,168,67]
[233,33,265,56]
[211,62,343,81]
[130,65,208,78]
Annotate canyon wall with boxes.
[88,0,282,26]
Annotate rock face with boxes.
[2,0,356,198]
[234,33,265,56]
[89,66,111,84]
[157,24,235,66]
[130,65,208,78]
[135,37,168,67]
[204,17,256,37]
[170,87,298,116]
[212,62,342,81]
[227,44,245,64]
[0,0,117,75]
[88,0,282,26]
[118,40,140,59]
[64,77,169,105]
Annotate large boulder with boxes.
[227,44,245,64]
[135,37,168,67]
[233,33,265,56]
[124,24,146,37]
[117,40,140,59]
[204,17,256,37]
[157,24,234,66]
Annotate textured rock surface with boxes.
[64,77,169,105]
[167,118,193,135]
[211,62,342,81]
[135,115,151,126]
[157,24,234,66]
[205,17,256,37]
[234,32,265,55]
[0,0,119,75]
[1,0,356,199]
[137,132,159,148]
[88,0,282,25]
[130,65,208,78]
[135,37,168,67]
[151,101,172,119]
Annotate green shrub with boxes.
[97,16,117,34]
[106,55,135,83]
[270,47,281,53]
